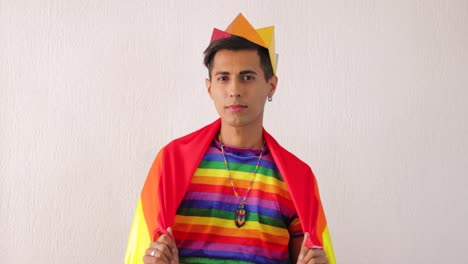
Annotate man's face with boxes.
[206,49,277,129]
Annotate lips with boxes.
[226,104,247,111]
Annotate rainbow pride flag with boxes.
[125,119,335,263]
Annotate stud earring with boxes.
[267,96,273,102]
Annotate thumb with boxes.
[298,232,310,262]
[167,227,174,236]
[302,232,309,247]
[166,227,175,241]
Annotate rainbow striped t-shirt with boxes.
[172,139,303,263]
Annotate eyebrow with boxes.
[239,70,257,75]
[214,71,230,76]
[214,70,258,76]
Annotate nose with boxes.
[228,79,241,98]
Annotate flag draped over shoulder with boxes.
[125,119,335,263]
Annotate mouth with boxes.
[225,104,248,112]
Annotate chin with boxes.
[221,116,261,129]
[221,116,247,127]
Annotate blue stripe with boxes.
[179,198,237,212]
[179,199,284,219]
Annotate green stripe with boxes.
[198,160,284,181]
[180,257,254,264]
[177,208,287,228]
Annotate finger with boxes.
[309,255,328,264]
[150,241,173,262]
[310,249,325,258]
[146,245,169,260]
[167,227,179,263]
[311,249,328,264]
[142,255,170,264]
[158,234,177,260]
[301,248,316,263]
[143,247,169,263]
[142,255,154,264]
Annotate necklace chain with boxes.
[218,134,265,206]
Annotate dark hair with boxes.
[203,36,274,81]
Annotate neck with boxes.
[219,122,264,149]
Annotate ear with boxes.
[267,75,278,97]
[205,78,213,99]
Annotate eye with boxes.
[243,75,256,81]
[217,75,229,81]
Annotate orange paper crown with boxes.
[210,13,278,74]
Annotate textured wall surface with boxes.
[1,0,468,263]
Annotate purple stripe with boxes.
[204,145,280,171]
[185,192,236,204]
[181,240,287,260]
[184,192,295,217]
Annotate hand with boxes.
[143,227,179,264]
[297,232,328,264]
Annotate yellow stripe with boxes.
[191,174,291,199]
[175,215,289,239]
[191,174,290,195]
[125,198,151,264]
[194,168,288,190]
[322,226,336,264]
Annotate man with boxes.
[125,13,335,264]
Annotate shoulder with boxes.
[165,119,220,149]
[263,129,313,173]
[156,119,221,163]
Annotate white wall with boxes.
[1,0,467,263]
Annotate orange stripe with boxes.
[313,178,327,245]
[140,148,164,238]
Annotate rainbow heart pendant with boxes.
[235,204,247,228]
